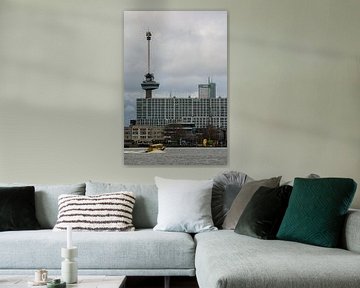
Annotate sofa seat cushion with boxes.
[195,230,360,288]
[0,229,195,271]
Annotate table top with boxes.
[0,275,126,288]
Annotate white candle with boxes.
[67,225,72,249]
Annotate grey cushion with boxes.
[0,183,85,228]
[283,173,320,186]
[195,230,360,288]
[85,181,158,229]
[153,177,216,233]
[212,171,249,228]
[341,209,360,253]
[0,229,195,271]
[222,176,281,229]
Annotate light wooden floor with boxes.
[126,276,199,288]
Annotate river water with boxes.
[124,147,227,165]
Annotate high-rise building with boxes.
[198,79,216,99]
[136,97,227,129]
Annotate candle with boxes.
[67,225,72,249]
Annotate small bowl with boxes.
[47,279,66,288]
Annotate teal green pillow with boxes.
[277,177,357,247]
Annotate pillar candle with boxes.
[67,225,72,249]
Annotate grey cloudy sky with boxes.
[124,11,227,125]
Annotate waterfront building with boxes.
[124,124,164,146]
[136,97,227,129]
[163,123,196,146]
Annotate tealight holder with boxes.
[61,247,78,284]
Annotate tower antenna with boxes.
[146,31,151,74]
[141,30,160,99]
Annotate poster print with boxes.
[124,11,227,165]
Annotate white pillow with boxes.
[153,177,217,233]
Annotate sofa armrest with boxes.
[342,209,360,253]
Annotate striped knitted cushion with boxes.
[53,192,136,231]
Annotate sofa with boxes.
[0,176,360,288]
[195,213,360,288]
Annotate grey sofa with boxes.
[0,181,195,281]
[1,181,360,288]
[195,211,360,288]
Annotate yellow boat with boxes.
[146,143,166,153]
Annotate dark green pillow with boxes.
[234,185,292,239]
[0,186,41,231]
[277,178,357,247]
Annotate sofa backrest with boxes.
[0,183,86,229]
[86,181,158,229]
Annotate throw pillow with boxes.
[234,185,293,239]
[153,177,217,233]
[222,176,281,230]
[0,186,41,231]
[53,192,136,232]
[212,171,250,228]
[277,178,357,248]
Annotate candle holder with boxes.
[61,247,78,284]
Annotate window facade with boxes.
[136,98,227,129]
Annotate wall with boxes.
[0,0,359,207]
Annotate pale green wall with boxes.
[0,0,359,207]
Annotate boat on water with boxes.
[146,143,166,153]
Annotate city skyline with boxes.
[124,11,228,125]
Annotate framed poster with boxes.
[124,11,227,165]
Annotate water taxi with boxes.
[146,143,166,153]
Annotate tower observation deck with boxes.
[141,31,160,99]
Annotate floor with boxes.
[126,276,199,288]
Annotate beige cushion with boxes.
[222,176,281,229]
